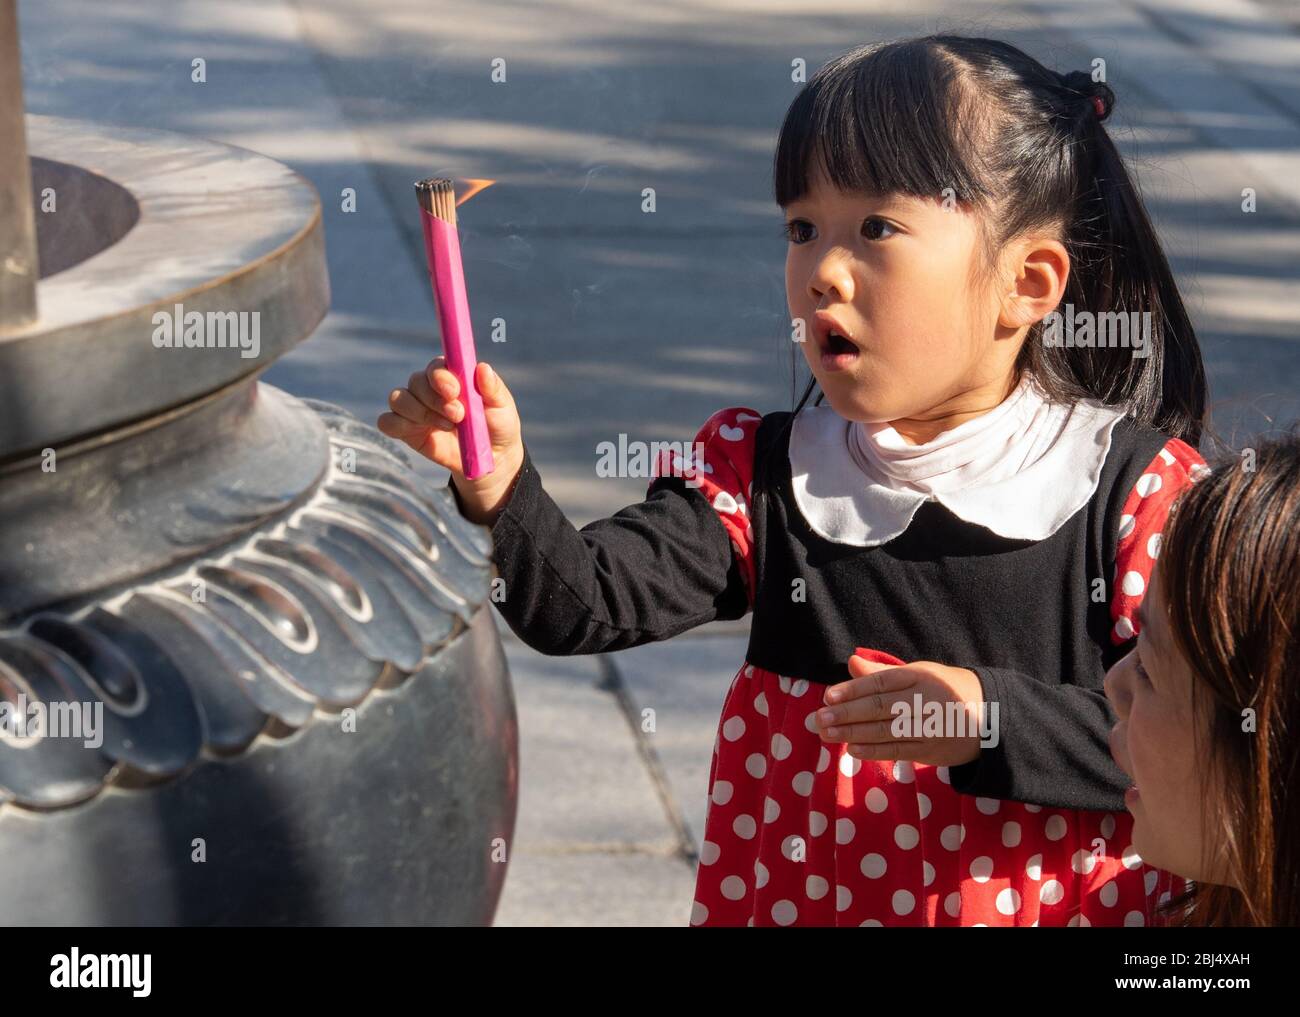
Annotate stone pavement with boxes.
[18,0,1299,924]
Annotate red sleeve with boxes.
[1109,437,1209,645]
[648,406,762,610]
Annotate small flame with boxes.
[456,178,496,206]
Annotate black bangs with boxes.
[772,40,995,209]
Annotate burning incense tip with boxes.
[414,177,497,225]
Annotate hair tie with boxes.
[1091,95,1106,118]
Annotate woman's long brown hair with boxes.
[1157,431,1300,926]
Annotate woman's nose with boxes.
[1104,654,1133,717]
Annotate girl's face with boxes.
[1104,570,1230,884]
[782,161,1017,428]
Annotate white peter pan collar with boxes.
[788,374,1127,546]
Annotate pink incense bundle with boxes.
[414,177,496,479]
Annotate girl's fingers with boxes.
[819,718,899,744]
[407,369,442,413]
[819,690,911,727]
[824,660,915,706]
[424,359,460,401]
[389,388,435,426]
[845,741,926,762]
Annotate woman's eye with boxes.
[782,219,814,244]
[862,216,897,241]
[1134,653,1151,684]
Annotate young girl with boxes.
[379,35,1211,927]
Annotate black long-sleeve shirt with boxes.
[448,410,1185,812]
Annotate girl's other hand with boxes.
[814,655,986,767]
[377,357,525,527]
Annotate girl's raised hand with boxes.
[814,655,988,767]
[377,357,525,527]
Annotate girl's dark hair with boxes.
[770,36,1207,459]
[1156,431,1300,927]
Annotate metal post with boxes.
[0,0,37,332]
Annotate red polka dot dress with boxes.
[657,407,1206,928]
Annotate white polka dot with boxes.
[860,918,883,927]
[809,811,828,837]
[839,754,862,778]
[1099,881,1119,907]
[745,754,767,779]
[1024,803,1042,813]
[743,664,755,679]
[1026,854,1043,880]
[816,746,831,772]
[1100,815,1116,840]
[1122,845,1142,870]
[996,888,1022,916]
[1072,849,1097,875]
[753,692,769,717]
[1135,473,1162,497]
[721,875,747,900]
[791,771,814,796]
[865,787,888,813]
[917,793,932,820]
[970,856,994,883]
[778,675,792,694]
[976,797,1000,815]
[1002,821,1022,848]
[940,825,962,851]
[1045,815,1068,841]
[1040,880,1064,906]
[1068,913,1092,927]
[712,491,738,514]
[754,860,769,888]
[711,780,733,806]
[1159,447,1176,466]
[1190,463,1211,481]
[1118,514,1136,539]
[806,875,829,900]
[771,733,792,760]
[723,716,746,741]
[893,760,915,783]
[944,892,961,918]
[733,814,757,840]
[936,766,951,785]
[1158,891,1171,907]
[892,890,915,916]
[1115,616,1135,641]
[923,861,935,887]
[763,796,781,823]
[1123,910,1145,927]
[836,818,856,845]
[1121,571,1145,597]
[1145,870,1158,895]
[791,679,809,697]
[1148,533,1162,559]
[836,885,852,912]
[771,899,798,926]
[860,853,887,879]
[895,824,920,850]
[699,841,721,865]
[690,900,709,925]
[803,711,820,733]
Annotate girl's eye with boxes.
[862,216,897,241]
[782,219,814,244]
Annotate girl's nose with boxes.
[808,250,856,305]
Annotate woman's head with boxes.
[1105,433,1300,926]
[773,36,1206,444]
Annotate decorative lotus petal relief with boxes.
[0,401,494,812]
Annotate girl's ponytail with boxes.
[1025,69,1208,445]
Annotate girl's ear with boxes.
[997,236,1070,330]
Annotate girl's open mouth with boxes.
[821,331,860,371]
